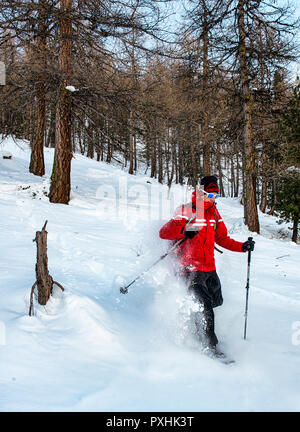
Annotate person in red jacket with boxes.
[159,176,255,358]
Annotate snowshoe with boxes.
[202,345,235,365]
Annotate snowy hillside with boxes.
[0,136,300,412]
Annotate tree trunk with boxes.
[49,0,73,204]
[165,126,175,191]
[33,221,53,306]
[46,98,56,148]
[217,150,225,196]
[29,86,45,175]
[134,134,137,172]
[258,41,267,215]
[292,217,298,243]
[87,120,94,159]
[129,110,134,174]
[106,138,112,163]
[234,150,240,197]
[230,156,235,197]
[202,7,211,176]
[260,175,267,213]
[268,177,277,215]
[190,124,198,187]
[158,136,163,184]
[178,140,184,185]
[238,0,259,233]
[106,119,112,163]
[29,0,46,176]
[95,131,100,161]
[29,221,64,316]
[150,133,156,178]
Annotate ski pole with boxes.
[120,237,187,294]
[243,236,253,340]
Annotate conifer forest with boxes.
[1,0,299,241]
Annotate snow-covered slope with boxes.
[0,137,299,412]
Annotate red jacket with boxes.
[159,192,244,272]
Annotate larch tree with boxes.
[29,0,48,177]
[225,0,298,232]
[49,0,73,203]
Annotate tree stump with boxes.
[29,220,64,316]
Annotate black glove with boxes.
[242,238,255,252]
[184,229,199,239]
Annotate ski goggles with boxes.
[200,189,220,199]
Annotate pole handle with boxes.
[247,237,253,264]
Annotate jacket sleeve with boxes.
[215,210,244,252]
[159,205,191,240]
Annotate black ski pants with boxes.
[183,271,223,348]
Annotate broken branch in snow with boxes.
[29,221,64,316]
